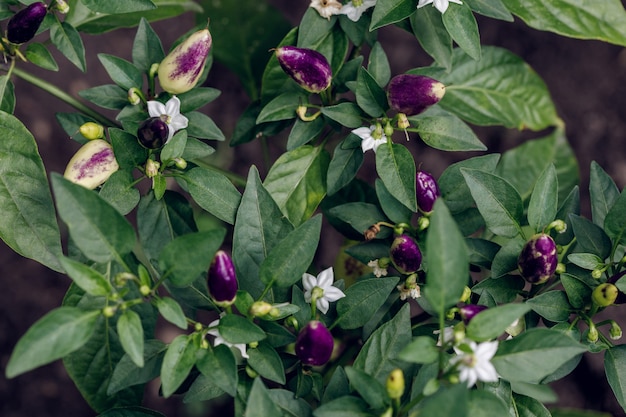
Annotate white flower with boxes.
[340,0,377,22]
[352,125,387,153]
[310,0,342,20]
[397,283,420,300]
[147,96,189,141]
[206,318,249,359]
[416,0,462,14]
[434,326,455,347]
[302,267,346,314]
[368,259,388,278]
[451,340,499,387]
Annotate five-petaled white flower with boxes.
[206,317,249,359]
[340,0,377,22]
[352,125,387,153]
[417,0,462,14]
[147,96,189,142]
[451,340,499,387]
[310,0,342,20]
[302,267,346,314]
[368,259,388,278]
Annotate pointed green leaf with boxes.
[161,334,198,398]
[256,92,305,123]
[466,304,531,342]
[604,345,626,413]
[99,170,141,215]
[376,142,417,212]
[376,179,413,224]
[245,378,283,417]
[356,66,387,117]
[219,314,266,344]
[196,345,238,396]
[247,342,286,384]
[335,277,400,329]
[107,340,166,395]
[0,75,15,113]
[182,167,241,224]
[117,310,144,368]
[50,20,86,71]
[154,297,188,330]
[81,0,156,13]
[186,111,225,140]
[465,0,513,21]
[98,54,143,90]
[287,116,325,150]
[570,214,611,259]
[59,256,113,296]
[418,384,469,417]
[398,336,439,364]
[408,106,486,151]
[132,18,164,74]
[321,102,365,129]
[527,164,558,232]
[371,0,418,30]
[345,367,390,410]
[590,161,620,227]
[24,42,59,71]
[442,2,481,60]
[604,188,626,246]
[411,6,452,70]
[327,136,364,196]
[368,42,391,87]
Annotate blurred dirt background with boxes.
[2,0,626,416]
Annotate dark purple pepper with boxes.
[607,271,626,304]
[295,320,334,366]
[275,46,332,93]
[387,74,445,116]
[459,304,487,324]
[390,234,422,275]
[7,2,47,44]
[137,117,169,149]
[416,170,440,213]
[517,233,558,284]
[207,250,238,307]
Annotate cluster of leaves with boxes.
[3,0,626,417]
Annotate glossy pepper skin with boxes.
[63,139,119,189]
[387,74,445,116]
[295,320,334,366]
[275,46,332,93]
[137,117,169,149]
[607,271,626,304]
[158,28,212,94]
[7,2,47,44]
[459,304,488,324]
[389,234,422,275]
[207,250,238,307]
[517,233,558,284]
[416,170,440,213]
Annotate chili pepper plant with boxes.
[3,0,626,416]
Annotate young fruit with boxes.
[389,234,422,275]
[63,139,119,189]
[275,46,332,93]
[607,271,626,304]
[416,170,440,213]
[517,233,558,284]
[592,283,618,307]
[79,122,104,140]
[387,74,445,116]
[207,251,238,307]
[7,2,47,44]
[295,320,334,366]
[459,304,487,324]
[137,117,169,149]
[158,27,212,94]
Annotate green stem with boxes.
[12,67,119,127]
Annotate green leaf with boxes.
[218,314,266,344]
[355,66,388,117]
[159,229,226,287]
[132,18,164,74]
[376,179,413,224]
[196,344,238,396]
[604,345,626,413]
[345,367,390,410]
[117,310,144,368]
[604,188,626,246]
[245,378,284,417]
[527,164,558,232]
[321,102,365,128]
[411,6,452,69]
[442,2,481,60]
[51,174,136,264]
[468,390,510,417]
[260,215,322,287]
[108,340,166,395]
[423,199,470,315]
[472,275,525,304]
[82,0,156,13]
[99,170,141,215]
[590,161,620,227]
[335,277,400,329]
[0,112,63,272]
[368,42,391,87]
[98,54,143,90]
[257,92,305,123]
[570,214,612,259]
[0,75,15,113]
[328,202,391,239]
[6,307,99,378]
[268,389,313,417]
[181,167,241,225]
[327,136,364,196]
[59,256,114,296]
[247,342,286,384]
[314,396,372,417]
[465,0,513,21]
[233,167,293,299]
[500,0,626,46]
[417,384,468,417]
[376,142,417,212]
[513,394,551,417]
[50,20,86,71]
[461,168,523,238]
[24,42,59,71]
[398,335,439,364]
[287,116,325,150]
[264,145,330,226]
[154,297,187,329]
[178,88,222,113]
[371,0,418,30]
[185,111,225,141]
[466,304,531,342]
[109,128,148,169]
[160,334,198,398]
[560,273,591,309]
[182,137,215,161]
[183,373,224,403]
[492,328,587,384]
[408,106,486,152]
[80,85,129,110]
[526,291,572,322]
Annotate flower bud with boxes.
[587,323,599,343]
[79,122,104,140]
[249,301,273,317]
[416,170,440,213]
[387,74,445,116]
[389,234,422,275]
[207,250,238,307]
[295,320,334,366]
[275,46,332,93]
[53,0,70,14]
[137,117,169,149]
[158,27,212,94]
[592,283,618,307]
[145,159,160,178]
[386,368,405,400]
[7,2,47,44]
[517,233,558,284]
[63,139,119,189]
[459,304,487,324]
[610,321,622,340]
[173,157,187,170]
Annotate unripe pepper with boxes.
[517,233,558,284]
[158,27,212,94]
[137,117,169,149]
[63,139,119,189]
[389,234,422,275]
[386,368,405,400]
[607,271,626,304]
[459,304,487,324]
[275,46,332,93]
[79,122,104,140]
[416,170,440,213]
[295,320,334,366]
[592,283,618,307]
[207,250,238,307]
[387,74,445,116]
[7,2,47,44]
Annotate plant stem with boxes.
[12,66,119,127]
